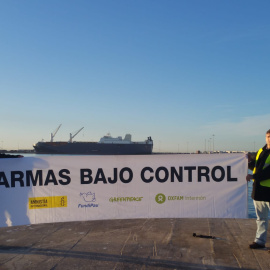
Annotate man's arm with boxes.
[253,165,270,182]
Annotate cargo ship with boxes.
[33,125,153,155]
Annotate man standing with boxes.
[246,129,270,249]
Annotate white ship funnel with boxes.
[124,134,132,141]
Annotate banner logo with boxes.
[109,196,143,203]
[155,193,207,204]
[80,192,96,202]
[29,196,67,209]
[155,193,166,204]
[78,191,99,208]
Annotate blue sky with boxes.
[1,0,269,152]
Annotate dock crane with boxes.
[50,124,62,142]
[69,127,84,142]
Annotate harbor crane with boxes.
[69,127,84,142]
[50,124,62,142]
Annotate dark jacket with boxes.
[249,145,270,202]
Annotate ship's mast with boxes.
[69,127,84,142]
[50,124,62,142]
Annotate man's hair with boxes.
[266,129,270,134]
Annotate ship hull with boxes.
[33,141,153,155]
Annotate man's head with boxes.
[266,130,270,148]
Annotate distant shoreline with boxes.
[0,149,35,154]
[0,149,256,155]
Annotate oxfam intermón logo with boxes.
[155,193,166,204]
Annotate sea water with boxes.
[247,181,256,218]
[2,153,263,219]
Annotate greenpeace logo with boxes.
[109,197,143,203]
[155,193,206,204]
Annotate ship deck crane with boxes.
[69,127,84,142]
[51,124,62,142]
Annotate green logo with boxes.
[155,193,166,204]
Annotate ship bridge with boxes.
[99,134,132,144]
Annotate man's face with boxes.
[266,133,270,147]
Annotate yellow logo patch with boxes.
[29,196,67,209]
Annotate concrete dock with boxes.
[0,218,270,270]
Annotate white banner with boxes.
[0,154,247,227]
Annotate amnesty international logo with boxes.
[29,196,67,209]
[155,193,166,204]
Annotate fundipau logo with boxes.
[78,192,99,208]
[155,193,166,204]
[80,191,96,202]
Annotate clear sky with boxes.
[0,0,269,153]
